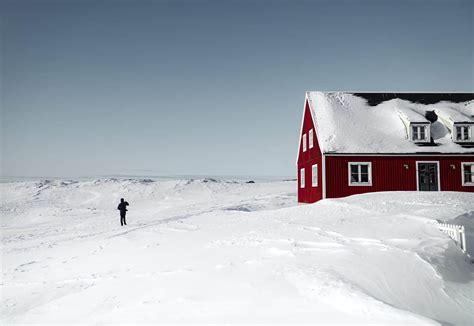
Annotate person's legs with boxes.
[120,213,125,226]
[123,214,127,225]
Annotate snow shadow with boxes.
[431,211,474,285]
[450,210,474,258]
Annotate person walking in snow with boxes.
[117,198,129,226]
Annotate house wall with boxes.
[297,100,323,203]
[325,155,474,199]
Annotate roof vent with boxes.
[425,110,438,123]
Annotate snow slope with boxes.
[1,179,473,324]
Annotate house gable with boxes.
[297,96,323,164]
[297,97,324,203]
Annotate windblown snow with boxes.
[1,179,473,324]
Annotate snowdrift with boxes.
[1,179,473,324]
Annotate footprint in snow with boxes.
[15,261,37,272]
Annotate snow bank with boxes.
[1,180,473,324]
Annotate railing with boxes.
[437,223,467,254]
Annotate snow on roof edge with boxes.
[434,107,474,124]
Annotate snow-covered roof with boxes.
[434,107,474,124]
[306,92,474,154]
[465,100,474,116]
[397,107,430,124]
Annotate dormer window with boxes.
[433,108,473,144]
[410,124,430,143]
[412,125,425,141]
[397,108,431,144]
[455,125,471,142]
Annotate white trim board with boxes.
[322,155,326,199]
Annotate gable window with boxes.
[411,125,428,142]
[455,125,471,142]
[309,129,314,149]
[300,168,305,188]
[302,134,307,152]
[312,164,318,187]
[348,162,372,186]
[462,163,474,186]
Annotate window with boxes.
[302,134,307,152]
[348,162,372,186]
[411,125,428,142]
[309,129,314,149]
[462,163,474,186]
[455,125,471,142]
[300,168,305,188]
[312,164,318,187]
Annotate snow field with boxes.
[1,179,473,324]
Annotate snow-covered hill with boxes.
[1,179,473,324]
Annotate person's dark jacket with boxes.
[117,202,129,214]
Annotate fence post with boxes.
[437,222,468,254]
[460,226,467,254]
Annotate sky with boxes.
[1,0,473,178]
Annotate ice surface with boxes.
[1,179,473,324]
[306,92,474,153]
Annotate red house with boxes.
[297,92,474,203]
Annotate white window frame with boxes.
[461,162,474,186]
[312,164,318,187]
[348,162,372,186]
[300,168,305,188]
[415,161,441,191]
[302,133,307,152]
[309,129,314,149]
[454,125,472,143]
[410,124,430,142]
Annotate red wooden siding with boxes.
[297,100,323,203]
[325,155,474,199]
